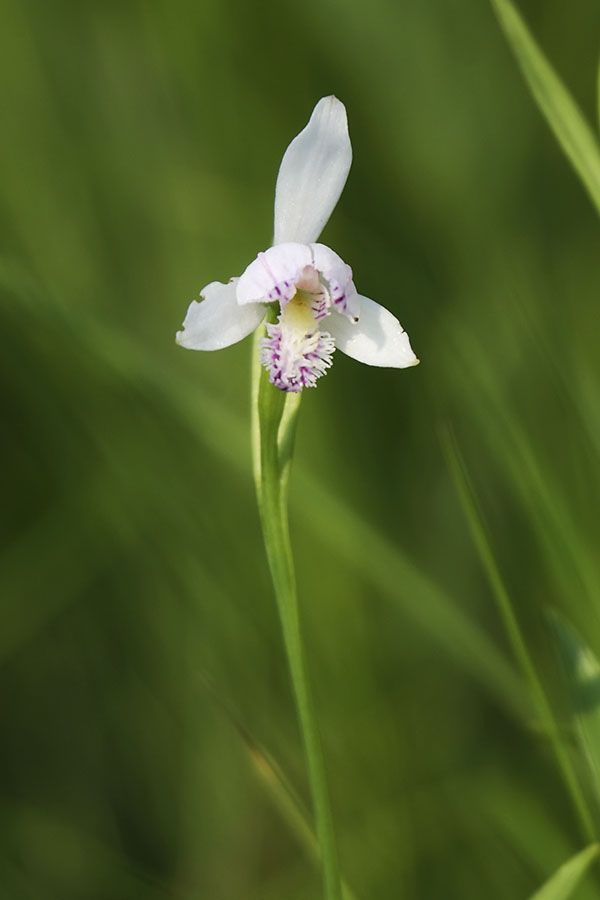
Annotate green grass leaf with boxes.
[528,844,600,900]
[490,0,600,216]
[597,54,600,133]
[441,425,595,842]
[549,612,600,815]
[200,672,361,900]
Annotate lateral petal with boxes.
[176,279,266,351]
[327,295,419,368]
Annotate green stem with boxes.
[251,327,342,900]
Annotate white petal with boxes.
[326,294,419,368]
[273,96,352,246]
[236,243,312,304]
[176,278,266,351]
[309,243,360,320]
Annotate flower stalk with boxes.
[177,95,419,898]
[251,324,343,900]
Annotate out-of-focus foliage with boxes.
[1,0,600,898]
[529,845,600,900]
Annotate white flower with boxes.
[176,97,419,392]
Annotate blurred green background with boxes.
[2,0,600,897]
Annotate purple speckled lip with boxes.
[260,320,335,392]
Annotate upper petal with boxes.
[326,294,419,368]
[273,96,352,246]
[236,243,313,305]
[176,278,266,351]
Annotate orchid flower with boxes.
[176,96,419,392]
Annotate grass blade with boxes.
[441,426,595,842]
[549,612,600,815]
[490,0,600,216]
[597,54,600,133]
[200,672,360,900]
[529,844,600,900]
